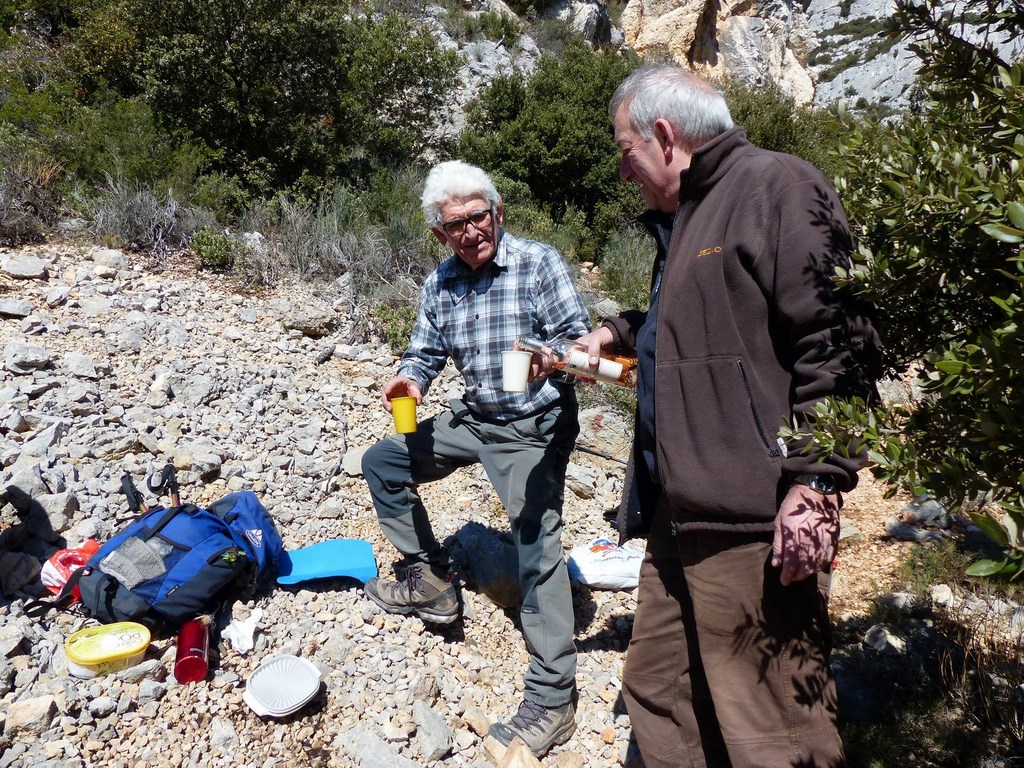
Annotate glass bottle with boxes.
[516,335,636,388]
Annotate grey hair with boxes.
[421,160,502,228]
[609,64,734,149]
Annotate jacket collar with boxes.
[678,127,751,199]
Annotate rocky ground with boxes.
[0,241,920,768]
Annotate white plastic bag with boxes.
[567,538,642,590]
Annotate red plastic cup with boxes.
[173,619,209,683]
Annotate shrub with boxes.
[718,77,846,180]
[598,225,654,311]
[787,0,1024,568]
[64,93,207,193]
[65,0,460,195]
[460,37,637,242]
[0,139,63,244]
[85,175,186,251]
[479,11,521,45]
[189,228,239,270]
[371,303,417,354]
[234,177,434,310]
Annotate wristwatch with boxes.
[792,473,838,495]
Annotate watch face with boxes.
[797,473,837,494]
[810,475,837,494]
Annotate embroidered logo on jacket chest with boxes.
[696,245,723,258]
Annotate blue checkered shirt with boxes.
[397,230,592,421]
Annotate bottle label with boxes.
[565,349,623,384]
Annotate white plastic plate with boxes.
[245,654,320,716]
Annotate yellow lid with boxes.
[65,622,151,666]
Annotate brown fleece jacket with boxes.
[604,128,882,533]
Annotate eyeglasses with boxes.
[441,208,492,237]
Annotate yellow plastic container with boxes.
[65,622,151,679]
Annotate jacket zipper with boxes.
[736,360,782,458]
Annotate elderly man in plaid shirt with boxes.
[361,159,591,757]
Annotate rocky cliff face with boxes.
[615,0,1021,110]
[619,0,915,108]
[431,0,1020,142]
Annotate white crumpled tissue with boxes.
[222,608,263,653]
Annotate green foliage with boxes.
[0,30,77,149]
[504,202,592,263]
[233,172,436,303]
[789,1,1024,576]
[460,38,639,246]
[818,52,862,84]
[0,140,62,243]
[598,224,654,310]
[479,11,521,46]
[371,303,417,354]
[443,9,521,45]
[190,228,238,270]
[64,92,206,192]
[502,0,558,19]
[718,78,846,181]
[527,17,578,56]
[62,0,459,194]
[965,507,1024,580]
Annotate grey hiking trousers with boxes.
[361,395,579,707]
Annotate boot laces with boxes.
[404,564,423,596]
[510,700,548,731]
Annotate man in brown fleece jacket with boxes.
[576,65,882,768]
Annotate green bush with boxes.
[189,228,238,270]
[719,77,846,180]
[460,37,637,244]
[60,0,460,195]
[442,9,521,45]
[598,225,654,311]
[371,303,417,354]
[64,92,206,192]
[479,11,521,45]
[235,176,435,302]
[788,1,1024,570]
[0,134,62,243]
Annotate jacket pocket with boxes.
[655,355,783,523]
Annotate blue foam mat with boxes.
[276,539,378,585]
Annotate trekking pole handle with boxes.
[121,474,148,514]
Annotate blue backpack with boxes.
[30,490,283,638]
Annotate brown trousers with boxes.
[622,500,844,768]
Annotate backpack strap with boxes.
[206,495,241,523]
[141,504,199,540]
[23,565,90,622]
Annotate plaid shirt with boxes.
[398,230,591,421]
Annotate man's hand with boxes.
[575,327,615,369]
[771,484,840,586]
[381,376,422,411]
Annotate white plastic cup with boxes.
[501,350,533,393]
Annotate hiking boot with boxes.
[363,562,459,624]
[487,698,576,758]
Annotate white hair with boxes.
[609,64,734,149]
[420,160,502,228]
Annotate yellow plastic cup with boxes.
[391,396,418,434]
